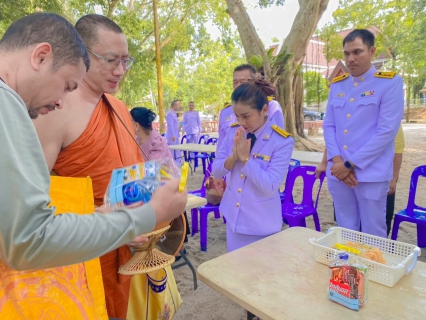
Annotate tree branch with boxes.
[107,0,121,18]
[142,2,200,60]
[139,0,178,48]
[225,0,271,77]
[158,2,196,49]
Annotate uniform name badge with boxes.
[252,153,270,161]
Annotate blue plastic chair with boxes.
[189,135,210,173]
[206,137,218,162]
[391,165,426,247]
[180,135,189,161]
[190,138,218,174]
[281,165,325,231]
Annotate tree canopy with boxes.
[320,0,426,83]
[303,71,329,107]
[0,0,244,109]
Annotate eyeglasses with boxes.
[87,49,135,71]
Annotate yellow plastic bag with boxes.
[0,176,108,320]
[127,266,183,320]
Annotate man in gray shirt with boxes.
[0,13,186,271]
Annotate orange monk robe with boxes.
[53,94,143,319]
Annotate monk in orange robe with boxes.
[34,15,145,319]
[53,94,142,317]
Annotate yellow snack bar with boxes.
[179,162,189,192]
[334,243,362,255]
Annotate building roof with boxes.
[301,26,390,75]
[327,60,349,81]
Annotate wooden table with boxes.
[186,194,207,210]
[291,150,324,165]
[170,144,324,165]
[198,227,426,320]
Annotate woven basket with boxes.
[119,225,175,275]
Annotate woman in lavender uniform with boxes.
[212,79,294,252]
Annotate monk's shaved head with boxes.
[75,14,123,49]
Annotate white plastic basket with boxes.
[309,227,421,287]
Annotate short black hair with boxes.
[130,107,156,130]
[0,12,90,72]
[233,64,256,75]
[171,100,180,107]
[75,14,123,49]
[343,29,375,48]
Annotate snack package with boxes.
[334,242,387,264]
[328,252,369,311]
[104,158,188,211]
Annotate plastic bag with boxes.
[104,158,188,211]
[328,252,369,311]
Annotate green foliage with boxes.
[248,46,292,76]
[0,0,64,33]
[162,36,245,113]
[317,24,343,63]
[303,71,328,107]
[257,0,285,8]
[0,0,241,108]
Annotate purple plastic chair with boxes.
[391,165,426,247]
[281,165,325,231]
[280,158,301,204]
[190,162,223,251]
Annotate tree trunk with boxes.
[406,76,411,123]
[279,0,328,138]
[225,0,271,78]
[293,69,305,138]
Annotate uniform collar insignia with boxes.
[332,73,350,83]
[374,71,397,79]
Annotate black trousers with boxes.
[386,191,396,236]
[183,210,190,243]
[333,192,396,237]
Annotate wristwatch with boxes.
[344,160,355,170]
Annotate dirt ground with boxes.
[173,123,426,320]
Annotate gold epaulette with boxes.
[230,122,240,127]
[375,71,397,79]
[332,73,350,83]
[272,125,291,138]
[267,96,274,102]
